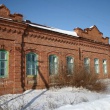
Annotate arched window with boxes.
[67,56,74,74]
[94,58,99,74]
[0,50,9,78]
[26,52,38,75]
[49,55,58,75]
[84,58,90,72]
[103,59,107,74]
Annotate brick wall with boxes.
[0,5,110,95]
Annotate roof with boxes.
[0,16,78,37]
[28,23,79,37]
[0,4,78,37]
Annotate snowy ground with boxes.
[0,79,110,110]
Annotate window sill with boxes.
[27,75,37,78]
[0,76,8,78]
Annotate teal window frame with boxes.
[67,56,74,74]
[49,55,58,75]
[94,58,99,74]
[26,52,38,76]
[0,50,9,78]
[103,59,107,74]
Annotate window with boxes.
[67,56,74,74]
[103,59,107,74]
[84,58,90,72]
[26,52,38,75]
[49,55,58,75]
[94,58,99,73]
[0,50,8,78]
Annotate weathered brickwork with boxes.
[0,5,110,95]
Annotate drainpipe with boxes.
[78,37,82,69]
[21,24,29,92]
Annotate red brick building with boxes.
[0,5,110,95]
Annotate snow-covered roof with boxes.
[0,17,13,21]
[0,4,3,6]
[89,25,95,28]
[29,23,79,37]
[0,16,78,37]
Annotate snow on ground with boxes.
[0,79,110,110]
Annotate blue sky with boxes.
[0,0,110,37]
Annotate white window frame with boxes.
[67,56,74,74]
[94,58,99,74]
[103,59,107,74]
[84,58,90,72]
[49,55,58,75]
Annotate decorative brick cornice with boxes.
[0,26,24,34]
[27,32,78,46]
[24,28,109,52]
